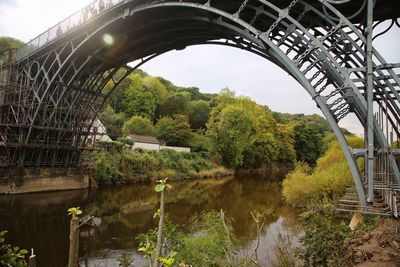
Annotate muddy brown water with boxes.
[0,173,300,267]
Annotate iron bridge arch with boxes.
[0,0,399,214]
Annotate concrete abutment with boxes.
[0,167,92,194]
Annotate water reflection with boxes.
[0,190,90,267]
[0,174,299,267]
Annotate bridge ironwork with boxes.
[0,0,399,215]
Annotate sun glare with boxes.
[102,33,114,46]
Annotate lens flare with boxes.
[102,33,114,46]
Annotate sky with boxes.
[1,0,399,136]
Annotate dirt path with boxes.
[346,218,400,266]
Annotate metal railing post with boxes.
[366,0,375,203]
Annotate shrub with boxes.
[282,162,313,207]
[282,136,364,207]
[176,211,235,266]
[94,151,120,185]
[117,137,134,146]
[136,217,184,259]
[91,146,227,184]
[136,211,235,267]
[190,132,211,152]
[0,230,28,267]
[296,204,350,267]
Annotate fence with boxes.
[16,0,125,61]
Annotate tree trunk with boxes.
[153,189,165,267]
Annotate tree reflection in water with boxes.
[0,173,300,267]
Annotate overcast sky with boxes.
[1,0,399,136]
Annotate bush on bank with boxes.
[91,148,231,185]
[136,211,235,267]
[282,136,364,207]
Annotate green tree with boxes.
[157,94,189,118]
[275,124,296,162]
[238,99,279,167]
[99,105,126,139]
[293,122,324,165]
[208,105,252,169]
[123,73,156,119]
[208,90,287,169]
[243,133,278,168]
[143,76,167,105]
[282,136,363,207]
[0,36,24,54]
[177,86,207,101]
[102,69,143,113]
[103,79,126,113]
[190,130,211,152]
[122,116,156,136]
[208,88,236,117]
[156,115,192,146]
[188,100,210,129]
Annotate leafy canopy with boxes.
[122,115,156,136]
[207,88,294,169]
[156,115,192,147]
[0,36,24,54]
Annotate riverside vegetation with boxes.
[91,148,231,185]
[89,68,348,185]
[281,135,400,266]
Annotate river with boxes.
[0,172,300,267]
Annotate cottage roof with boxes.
[129,134,159,144]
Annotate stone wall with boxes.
[0,167,92,194]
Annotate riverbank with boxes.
[280,136,400,266]
[90,148,233,186]
[346,217,400,266]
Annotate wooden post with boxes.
[153,189,165,267]
[68,216,80,267]
[28,248,36,267]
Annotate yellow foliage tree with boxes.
[282,136,363,207]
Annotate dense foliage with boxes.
[282,136,363,207]
[137,211,235,267]
[296,204,351,267]
[156,115,192,147]
[122,115,156,136]
[0,36,24,54]
[98,69,348,171]
[92,148,229,185]
[207,89,295,169]
[99,105,126,138]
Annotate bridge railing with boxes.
[16,0,124,61]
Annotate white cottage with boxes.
[129,134,160,151]
[87,118,112,145]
